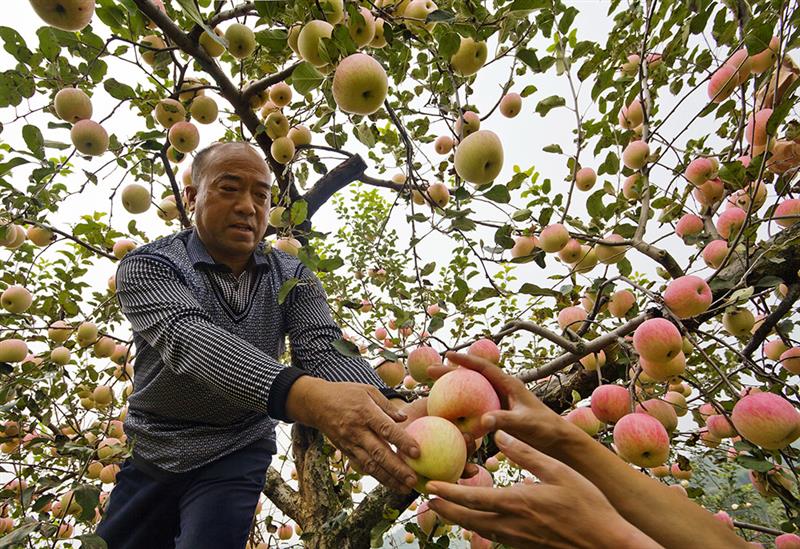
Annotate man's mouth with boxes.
[230,224,253,233]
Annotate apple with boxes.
[745,108,772,146]
[0,224,25,250]
[707,64,739,102]
[407,345,442,383]
[693,177,724,206]
[199,27,225,57]
[268,82,293,109]
[168,121,199,153]
[775,198,800,228]
[684,157,718,186]
[274,237,301,256]
[320,0,344,24]
[459,464,493,488]
[54,87,92,123]
[370,17,387,48]
[286,125,312,148]
[189,96,218,124]
[618,98,643,129]
[376,360,404,387]
[663,275,712,319]
[571,245,598,273]
[347,6,375,47]
[575,167,596,191]
[403,375,417,390]
[702,239,729,269]
[0,339,28,362]
[265,112,289,139]
[732,392,800,450]
[76,321,98,347]
[762,339,789,361]
[427,368,501,437]
[608,289,635,317]
[404,0,438,31]
[725,48,751,84]
[499,92,522,118]
[268,207,288,228]
[716,206,747,239]
[26,226,53,247]
[48,320,71,343]
[663,391,688,416]
[675,214,704,239]
[635,399,678,432]
[108,275,116,292]
[271,136,295,164]
[613,413,670,467]
[225,23,256,59]
[591,385,630,424]
[722,307,755,337]
[534,224,568,253]
[288,24,302,55]
[633,318,682,364]
[121,183,151,214]
[404,416,466,492]
[50,346,71,365]
[332,53,388,116]
[454,130,504,186]
[94,336,115,358]
[454,111,480,137]
[156,196,179,221]
[706,414,736,439]
[434,135,455,154]
[749,36,779,74]
[58,490,83,517]
[776,534,800,549]
[71,119,108,156]
[510,235,537,258]
[622,140,650,170]
[100,463,120,484]
[557,305,587,332]
[416,500,447,537]
[595,233,627,264]
[620,53,640,76]
[579,350,606,371]
[450,37,488,77]
[154,98,185,128]
[86,460,104,480]
[1,285,32,314]
[140,34,169,67]
[112,239,136,260]
[558,238,582,263]
[565,407,603,436]
[297,20,334,67]
[426,182,450,208]
[779,347,800,374]
[622,173,642,200]
[639,352,686,381]
[30,0,95,31]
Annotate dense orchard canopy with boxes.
[0,0,799,547]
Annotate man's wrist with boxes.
[285,376,329,426]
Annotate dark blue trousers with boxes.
[95,439,272,549]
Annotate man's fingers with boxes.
[427,364,456,381]
[426,493,504,535]
[370,390,409,423]
[347,442,414,493]
[367,395,420,459]
[461,462,479,479]
[480,408,526,435]
[494,430,566,484]
[426,482,506,513]
[444,352,528,405]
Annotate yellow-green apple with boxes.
[775,198,800,227]
[1,285,32,314]
[571,245,598,273]
[93,336,115,358]
[140,34,169,67]
[112,238,136,260]
[663,275,712,318]
[245,81,268,109]
[745,108,772,147]
[454,111,480,137]
[427,182,450,207]
[402,375,417,390]
[225,23,256,59]
[154,98,185,128]
[50,345,71,365]
[732,392,800,450]
[96,437,122,460]
[190,96,218,124]
[499,92,522,118]
[27,226,53,247]
[622,140,650,170]
[558,238,582,263]
[633,318,682,362]
[404,416,467,492]
[347,6,375,47]
[157,195,179,221]
[702,239,728,269]
[675,214,703,240]
[450,37,488,76]
[434,135,454,155]
[199,26,225,57]
[168,121,199,153]
[716,206,746,239]
[1,224,22,248]
[454,130,504,186]
[58,490,83,517]
[613,413,670,467]
[622,173,642,200]
[749,36,779,74]
[99,463,120,484]
[288,125,312,147]
[416,500,447,537]
[707,64,739,102]
[565,407,603,436]
[427,368,501,437]
[608,289,635,317]
[780,347,800,374]
[538,223,570,252]
[595,233,627,263]
[110,344,129,365]
[722,307,755,337]
[410,189,425,205]
[320,0,344,24]
[271,136,296,164]
[634,399,678,432]
[684,157,718,186]
[71,119,108,156]
[618,98,643,129]
[93,384,113,407]
[121,183,151,214]
[762,339,789,361]
[48,320,71,343]
[575,167,596,191]
[693,177,724,206]
[274,237,302,256]
[591,384,630,424]
[640,351,686,381]
[557,305,587,331]
[268,207,288,228]
[30,0,95,31]
[468,338,500,364]
[376,360,404,387]
[0,339,28,362]
[620,53,640,75]
[332,53,388,116]
[54,87,92,123]
[265,111,289,139]
[86,460,103,480]
[579,350,606,371]
[269,82,292,108]
[706,414,736,439]
[298,20,334,67]
[77,321,98,347]
[510,235,536,258]
[664,391,688,416]
[287,24,302,55]
[108,275,116,292]
[370,17,386,48]
[407,345,442,383]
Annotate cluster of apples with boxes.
[0,220,54,250]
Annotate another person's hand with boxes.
[285,377,420,493]
[426,430,662,549]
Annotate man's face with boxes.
[186,145,271,262]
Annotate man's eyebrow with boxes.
[211,174,270,188]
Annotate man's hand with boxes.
[427,431,663,549]
[285,377,420,493]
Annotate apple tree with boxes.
[1,0,800,547]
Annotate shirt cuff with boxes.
[267,366,309,422]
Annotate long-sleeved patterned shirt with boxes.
[115,228,394,479]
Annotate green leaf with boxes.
[543,144,563,154]
[278,278,299,304]
[736,455,774,473]
[482,184,510,203]
[535,95,566,116]
[22,125,44,158]
[767,78,800,136]
[494,224,515,248]
[508,0,546,10]
[519,283,560,297]
[103,78,136,100]
[76,534,108,549]
[517,48,541,71]
[427,9,455,23]
[520,84,537,97]
[355,123,376,147]
[586,189,606,219]
[255,29,288,52]
[332,338,362,358]
[427,315,444,333]
[437,31,460,59]
[744,23,776,56]
[290,200,308,225]
[420,262,436,276]
[291,63,324,95]
[511,208,531,221]
[317,256,344,272]
[174,0,215,37]
[474,287,500,301]
[73,484,100,522]
[0,520,39,548]
[0,157,29,176]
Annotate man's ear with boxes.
[184,185,197,212]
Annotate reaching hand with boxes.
[426,430,662,549]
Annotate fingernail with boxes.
[482,414,496,430]
[396,410,407,420]
[495,430,511,445]
[409,446,420,458]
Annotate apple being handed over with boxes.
[427,368,501,438]
[403,416,467,493]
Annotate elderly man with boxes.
[96,142,419,548]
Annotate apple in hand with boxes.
[403,416,467,492]
[427,368,501,438]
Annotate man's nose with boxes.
[233,193,256,215]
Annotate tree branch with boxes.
[302,155,369,218]
[262,466,301,520]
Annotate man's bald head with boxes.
[190,142,268,194]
